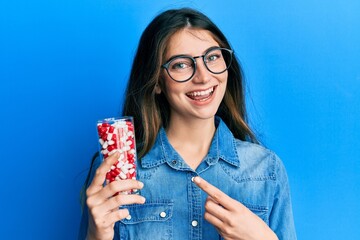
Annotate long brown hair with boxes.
[122,8,257,159]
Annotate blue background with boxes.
[1,0,359,239]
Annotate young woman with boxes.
[79,8,296,240]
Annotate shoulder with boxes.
[233,139,285,181]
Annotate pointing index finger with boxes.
[192,176,235,210]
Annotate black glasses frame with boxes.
[161,47,234,83]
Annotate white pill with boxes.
[121,166,129,174]
[107,133,113,141]
[119,172,126,179]
[117,161,124,168]
[101,149,109,155]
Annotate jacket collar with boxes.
[141,117,240,169]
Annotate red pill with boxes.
[110,170,118,178]
[111,134,117,141]
[107,145,116,152]
[128,171,136,179]
[106,172,112,180]
[112,168,121,176]
[108,126,115,133]
[101,133,107,141]
[100,127,108,134]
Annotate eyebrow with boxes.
[165,46,220,63]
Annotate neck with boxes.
[166,116,216,169]
[167,117,216,144]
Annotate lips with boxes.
[186,86,216,101]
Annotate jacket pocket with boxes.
[217,203,269,240]
[119,199,173,240]
[244,203,269,224]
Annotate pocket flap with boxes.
[243,203,269,222]
[120,200,174,224]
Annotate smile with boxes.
[186,86,216,101]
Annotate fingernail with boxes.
[192,176,201,183]
[138,182,144,188]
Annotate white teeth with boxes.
[188,87,214,97]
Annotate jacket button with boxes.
[191,220,198,227]
[160,211,167,218]
[171,160,177,165]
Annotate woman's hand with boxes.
[85,152,146,240]
[193,176,278,240]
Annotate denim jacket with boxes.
[79,117,296,240]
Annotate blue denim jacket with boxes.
[79,118,296,240]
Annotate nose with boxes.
[192,57,211,84]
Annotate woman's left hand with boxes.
[193,176,278,240]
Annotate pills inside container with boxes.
[97,117,137,194]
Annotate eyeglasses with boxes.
[161,47,233,82]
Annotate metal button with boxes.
[191,220,198,227]
[160,211,167,218]
[171,160,177,165]
[125,215,131,220]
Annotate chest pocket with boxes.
[245,203,269,224]
[119,200,174,240]
[216,204,269,240]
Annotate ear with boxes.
[155,84,162,94]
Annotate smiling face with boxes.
[160,28,228,124]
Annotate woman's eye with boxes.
[173,62,186,69]
[206,54,221,62]
[171,59,192,70]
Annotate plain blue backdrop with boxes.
[1,0,359,239]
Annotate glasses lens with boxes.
[167,57,195,82]
[204,48,232,74]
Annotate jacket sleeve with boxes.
[269,155,297,240]
[78,154,101,240]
